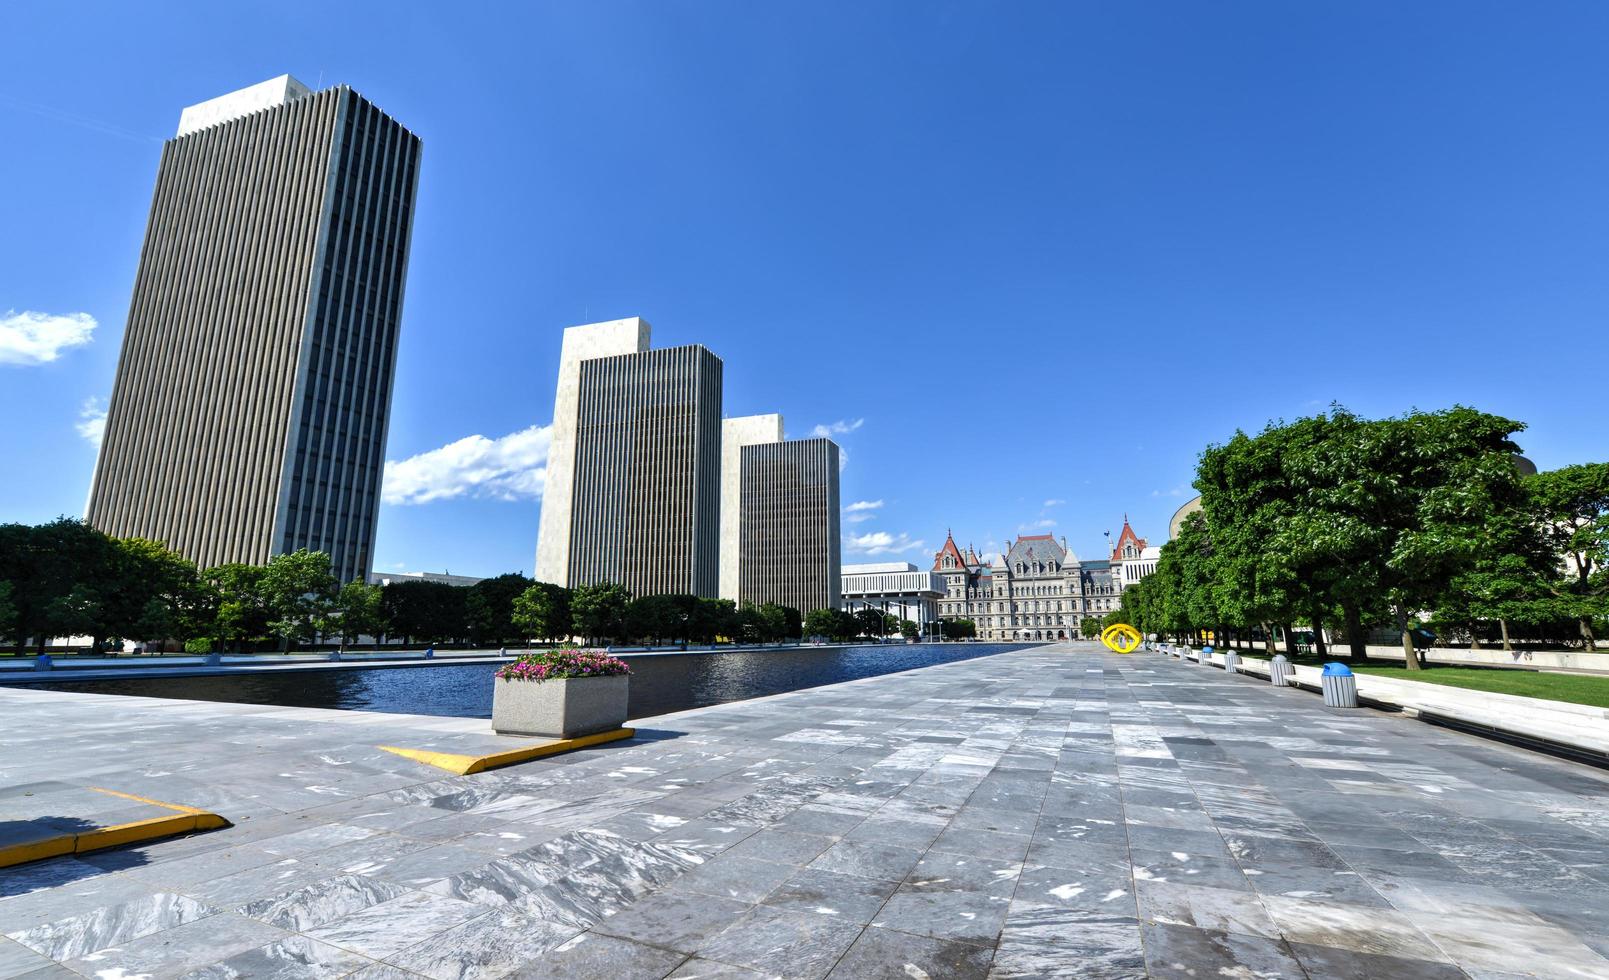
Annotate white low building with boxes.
[841,562,943,626]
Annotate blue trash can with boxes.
[1321,662,1358,707]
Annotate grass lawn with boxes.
[1236,650,1609,709]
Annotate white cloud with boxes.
[1043,498,1066,507]
[1150,485,1189,498]
[0,310,96,366]
[845,531,926,556]
[809,418,864,439]
[846,512,877,524]
[76,397,107,447]
[845,499,883,512]
[383,423,552,506]
[1018,519,1057,531]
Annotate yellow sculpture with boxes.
[1100,623,1142,654]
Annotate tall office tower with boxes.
[534,318,651,586]
[719,414,784,601]
[738,438,842,616]
[535,320,723,596]
[87,76,421,582]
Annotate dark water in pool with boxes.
[22,643,1035,721]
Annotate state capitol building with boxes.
[933,519,1156,641]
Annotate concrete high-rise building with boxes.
[534,318,652,586]
[718,414,784,601]
[87,76,421,582]
[738,438,841,616]
[535,320,723,596]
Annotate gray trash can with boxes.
[1269,654,1293,687]
[1321,662,1359,707]
[1200,645,1214,665]
[1222,650,1239,673]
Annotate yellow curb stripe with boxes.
[380,727,636,775]
[86,786,214,816]
[0,791,230,869]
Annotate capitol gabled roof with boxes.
[933,530,969,571]
[1111,516,1149,560]
[1006,533,1066,566]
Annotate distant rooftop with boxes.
[844,562,918,574]
[176,74,312,137]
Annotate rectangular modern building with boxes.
[534,318,652,586]
[738,438,841,615]
[550,338,723,596]
[87,76,421,582]
[719,413,784,601]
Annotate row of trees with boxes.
[0,519,942,652]
[1113,406,1608,668]
[0,519,546,652]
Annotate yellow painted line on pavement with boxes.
[379,727,636,775]
[0,788,230,869]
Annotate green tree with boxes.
[205,563,270,652]
[1081,615,1103,639]
[1305,408,1526,669]
[854,607,888,639]
[382,580,467,644]
[333,581,387,646]
[804,608,839,640]
[512,582,573,643]
[571,582,632,645]
[1525,463,1609,650]
[261,550,339,651]
[757,602,794,643]
[0,581,14,644]
[899,619,919,641]
[692,597,736,643]
[0,519,114,653]
[465,573,534,647]
[100,538,202,649]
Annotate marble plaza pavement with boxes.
[3,641,1609,979]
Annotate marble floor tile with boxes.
[871,887,1010,945]
[1286,940,1470,980]
[663,855,797,904]
[238,873,413,931]
[384,906,577,980]
[304,891,490,961]
[592,890,752,953]
[761,867,899,923]
[0,938,55,980]
[1139,920,1306,979]
[62,910,286,979]
[806,839,923,883]
[1017,863,1135,918]
[5,892,219,961]
[828,926,992,979]
[505,932,685,980]
[693,905,864,980]
[993,910,1146,980]
[722,829,834,866]
[179,935,378,979]
[927,825,1032,862]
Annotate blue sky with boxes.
[4,2,1607,578]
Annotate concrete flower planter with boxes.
[492,674,629,738]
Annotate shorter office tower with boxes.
[719,414,785,601]
[737,437,841,616]
[534,319,722,596]
[842,562,943,626]
[933,531,1118,640]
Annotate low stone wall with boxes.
[1209,642,1609,674]
[1214,651,1609,761]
